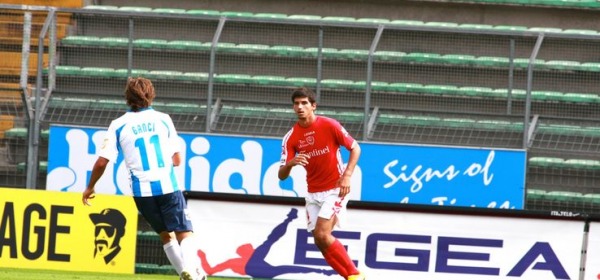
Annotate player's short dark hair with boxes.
[291,87,316,104]
[125,77,155,112]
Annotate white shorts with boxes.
[305,188,348,232]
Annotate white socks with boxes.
[163,239,184,275]
[180,235,203,277]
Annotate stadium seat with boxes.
[287,14,323,20]
[545,191,584,202]
[219,11,254,18]
[441,118,477,128]
[253,13,288,19]
[563,159,600,170]
[118,6,152,12]
[251,75,288,86]
[60,35,100,45]
[151,8,186,14]
[528,157,565,168]
[185,9,220,16]
[80,67,117,77]
[215,74,254,84]
[134,39,169,49]
[526,189,547,200]
[268,45,305,57]
[285,77,317,87]
[167,40,208,51]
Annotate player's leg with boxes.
[134,196,185,275]
[313,189,361,279]
[158,191,206,280]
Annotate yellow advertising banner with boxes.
[0,187,137,274]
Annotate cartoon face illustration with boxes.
[89,208,127,264]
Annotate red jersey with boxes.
[280,116,357,193]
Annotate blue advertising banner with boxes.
[46,125,526,208]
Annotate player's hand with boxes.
[292,153,310,167]
[337,175,351,198]
[82,188,95,206]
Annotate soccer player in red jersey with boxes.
[278,87,365,280]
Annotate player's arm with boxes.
[82,156,110,206]
[278,154,310,180]
[337,141,361,197]
[172,152,181,166]
[278,152,310,180]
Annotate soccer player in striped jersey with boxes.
[82,77,205,280]
[278,87,365,280]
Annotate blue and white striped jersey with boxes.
[98,107,181,197]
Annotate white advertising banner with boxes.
[585,222,600,280]
[188,199,584,280]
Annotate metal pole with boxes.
[316,27,323,103]
[364,25,384,141]
[523,34,544,150]
[206,17,226,132]
[26,9,54,189]
[507,39,515,115]
[127,18,134,77]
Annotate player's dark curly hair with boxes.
[291,87,317,104]
[124,77,155,112]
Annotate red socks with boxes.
[323,239,359,278]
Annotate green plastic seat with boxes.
[537,124,585,136]
[97,99,127,110]
[513,58,545,68]
[253,13,288,19]
[167,40,208,51]
[118,6,153,12]
[404,115,442,126]
[423,21,459,28]
[215,74,254,84]
[493,25,528,32]
[17,161,47,173]
[321,16,357,23]
[268,45,305,57]
[389,20,425,27]
[235,44,270,54]
[336,111,364,122]
[152,8,186,14]
[528,27,563,34]
[387,82,424,93]
[458,86,494,97]
[61,36,100,45]
[475,56,510,67]
[252,75,288,86]
[577,62,600,72]
[99,37,130,47]
[403,53,443,63]
[134,39,169,48]
[303,47,339,58]
[4,127,28,138]
[526,189,547,200]
[181,72,209,82]
[544,60,580,70]
[475,120,522,131]
[356,18,390,24]
[55,65,81,75]
[146,70,183,80]
[545,191,584,202]
[115,69,149,77]
[457,23,494,31]
[320,79,355,89]
[562,29,599,35]
[219,11,254,18]
[212,42,238,52]
[529,157,565,168]
[338,49,369,60]
[442,118,476,128]
[83,5,118,10]
[564,159,600,170]
[378,114,407,125]
[351,81,389,91]
[374,51,406,61]
[422,84,460,95]
[287,14,323,20]
[441,54,476,65]
[583,193,600,204]
[186,9,220,16]
[285,77,317,87]
[562,93,600,103]
[80,67,117,77]
[530,90,563,101]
